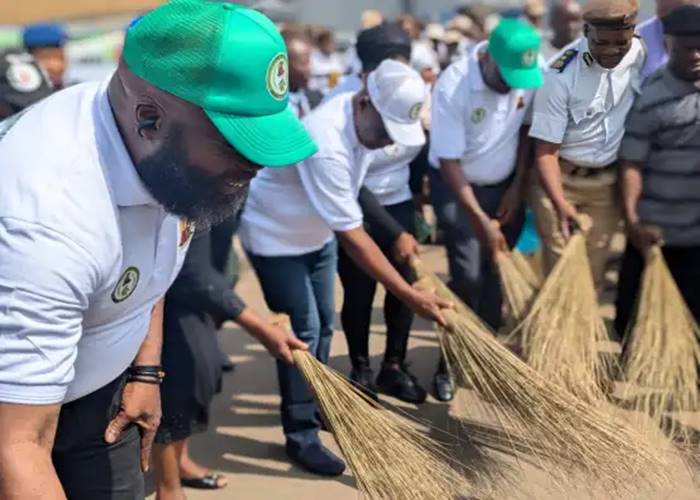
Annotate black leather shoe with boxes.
[433,371,455,402]
[286,442,346,477]
[350,367,379,401]
[376,365,428,404]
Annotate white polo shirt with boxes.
[0,80,190,404]
[240,92,374,257]
[429,42,534,185]
[364,144,421,206]
[529,37,645,168]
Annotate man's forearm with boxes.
[620,162,643,225]
[439,159,489,226]
[133,298,164,366]
[0,403,64,499]
[337,227,414,300]
[512,126,533,189]
[534,141,567,208]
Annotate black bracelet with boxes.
[126,375,162,385]
[128,365,165,380]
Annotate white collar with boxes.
[579,37,643,73]
[95,78,158,208]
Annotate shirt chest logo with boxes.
[112,267,140,303]
[471,108,487,124]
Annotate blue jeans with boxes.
[246,240,337,450]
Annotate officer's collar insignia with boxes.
[112,267,140,303]
[583,52,594,67]
[550,49,578,73]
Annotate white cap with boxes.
[366,60,426,148]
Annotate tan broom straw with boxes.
[496,250,540,327]
[622,245,700,443]
[516,217,612,403]
[270,315,475,499]
[409,257,669,494]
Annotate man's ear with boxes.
[135,103,163,139]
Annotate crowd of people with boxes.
[0,0,698,499]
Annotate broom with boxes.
[270,316,476,499]
[410,258,669,494]
[622,245,700,443]
[496,250,540,328]
[516,217,613,403]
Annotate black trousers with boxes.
[338,199,416,370]
[615,243,700,348]
[52,375,143,499]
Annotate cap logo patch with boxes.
[408,102,423,121]
[471,108,487,124]
[6,63,42,93]
[112,266,140,303]
[266,53,289,101]
[521,49,537,67]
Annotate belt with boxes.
[559,159,617,178]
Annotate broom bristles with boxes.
[516,233,612,403]
[410,258,670,494]
[623,246,700,443]
[497,251,540,327]
[289,348,474,499]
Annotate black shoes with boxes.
[433,370,455,402]
[286,442,346,477]
[376,364,428,404]
[349,366,379,401]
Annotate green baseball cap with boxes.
[123,0,317,167]
[488,18,543,89]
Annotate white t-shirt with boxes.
[429,42,534,185]
[240,93,374,257]
[322,74,363,104]
[364,144,421,206]
[0,80,190,404]
[529,37,645,168]
[309,49,345,93]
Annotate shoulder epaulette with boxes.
[550,49,578,73]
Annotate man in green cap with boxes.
[428,19,543,375]
[0,2,313,498]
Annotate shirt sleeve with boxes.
[618,95,655,164]
[0,218,99,404]
[429,75,467,162]
[297,154,364,232]
[529,72,570,144]
[358,187,405,247]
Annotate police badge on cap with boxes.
[0,49,52,115]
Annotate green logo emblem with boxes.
[471,108,487,124]
[266,53,289,101]
[408,102,423,121]
[521,49,537,67]
[111,267,140,303]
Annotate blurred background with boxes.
[0,0,656,95]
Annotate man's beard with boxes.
[136,132,248,228]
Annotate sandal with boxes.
[180,473,228,490]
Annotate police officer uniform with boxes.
[528,0,645,288]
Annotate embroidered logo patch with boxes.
[266,53,289,101]
[471,108,487,124]
[112,267,140,303]
[408,102,423,121]
[521,49,537,67]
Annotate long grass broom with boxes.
[622,246,700,443]
[496,251,541,327]
[270,315,475,499]
[516,223,612,403]
[410,258,669,493]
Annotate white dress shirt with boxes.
[240,93,374,256]
[429,42,534,185]
[529,37,645,168]
[0,80,190,404]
